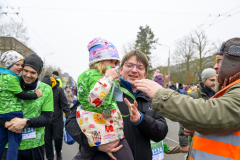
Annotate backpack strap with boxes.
[194,88,202,99]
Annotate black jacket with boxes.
[65,81,168,160]
[52,83,70,122]
[169,85,177,90]
[41,75,70,122]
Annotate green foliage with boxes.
[135,25,158,68]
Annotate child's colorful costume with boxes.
[76,38,124,146]
[77,69,124,146]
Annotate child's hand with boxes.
[106,68,118,80]
[35,89,42,97]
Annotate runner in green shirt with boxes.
[0,54,54,160]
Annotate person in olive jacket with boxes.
[134,39,240,135]
[65,50,168,160]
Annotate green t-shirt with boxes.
[0,74,23,114]
[6,81,54,150]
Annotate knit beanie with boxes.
[23,54,43,75]
[87,37,120,66]
[0,50,24,69]
[153,69,160,77]
[52,71,59,76]
[201,68,216,82]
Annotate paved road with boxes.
[163,139,187,160]
[46,139,185,160]
[62,142,79,160]
[44,141,79,160]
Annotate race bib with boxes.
[22,127,36,140]
[151,141,164,160]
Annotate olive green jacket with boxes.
[152,83,240,135]
[178,83,210,146]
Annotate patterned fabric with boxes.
[89,74,113,108]
[76,106,124,146]
[77,69,125,146]
[77,69,118,113]
[5,82,54,150]
[0,50,23,68]
[87,37,120,66]
[0,74,22,114]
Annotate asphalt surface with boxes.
[45,139,186,160]
[47,119,185,160]
[163,139,187,160]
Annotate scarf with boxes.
[203,86,215,98]
[20,76,39,91]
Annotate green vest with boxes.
[77,69,118,113]
[0,74,22,114]
[56,77,62,87]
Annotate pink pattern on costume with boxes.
[103,133,116,140]
[82,111,91,116]
[89,124,95,129]
[89,97,91,102]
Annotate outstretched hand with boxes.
[135,79,162,99]
[124,98,141,124]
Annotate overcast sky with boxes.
[1,0,240,81]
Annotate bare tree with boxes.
[190,30,215,72]
[0,3,4,20]
[0,21,29,44]
[39,65,63,80]
[173,36,196,73]
[121,41,136,57]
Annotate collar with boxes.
[55,77,60,80]
[20,77,39,91]
[119,77,140,98]
[0,67,20,79]
[200,82,215,98]
[203,86,215,98]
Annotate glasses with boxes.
[124,62,146,71]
